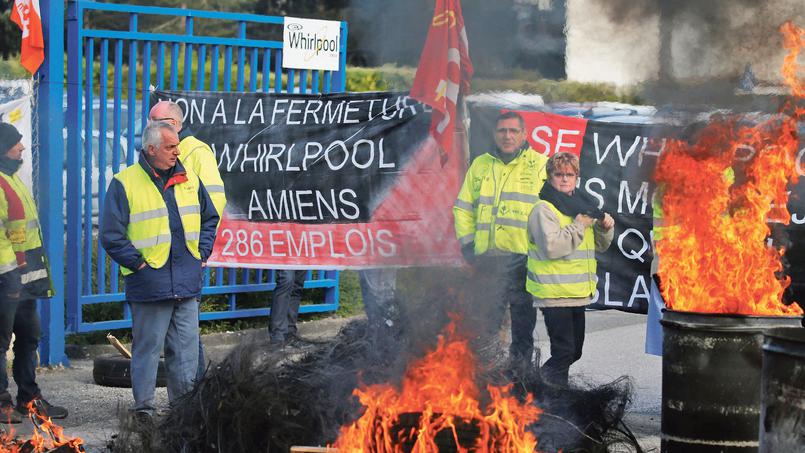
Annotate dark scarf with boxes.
[494,142,528,164]
[0,156,22,176]
[539,182,605,220]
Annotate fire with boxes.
[781,21,804,99]
[0,403,84,452]
[654,23,804,316]
[333,321,541,452]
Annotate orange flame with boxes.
[0,403,84,452]
[333,321,541,452]
[654,22,805,316]
[656,118,802,315]
[781,21,804,99]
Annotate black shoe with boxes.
[133,410,155,428]
[19,396,68,420]
[0,401,22,424]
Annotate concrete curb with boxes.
[65,315,360,360]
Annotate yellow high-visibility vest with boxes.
[0,190,19,275]
[453,148,548,255]
[179,135,226,220]
[526,201,597,299]
[114,164,202,275]
[0,172,41,252]
[0,172,52,292]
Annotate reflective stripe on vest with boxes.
[526,201,597,299]
[21,268,48,284]
[114,164,202,275]
[178,135,227,220]
[453,149,548,255]
[0,172,42,252]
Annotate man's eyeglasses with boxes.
[552,172,577,179]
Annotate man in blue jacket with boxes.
[101,121,219,420]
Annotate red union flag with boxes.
[410,0,473,162]
[10,0,45,74]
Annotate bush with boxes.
[344,65,641,104]
[0,58,28,79]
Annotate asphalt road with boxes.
[1,310,661,452]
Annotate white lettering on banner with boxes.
[189,99,205,124]
[530,126,581,156]
[556,129,581,154]
[248,189,360,221]
[220,229,265,257]
[211,99,226,124]
[233,99,247,125]
[618,180,650,215]
[618,228,650,263]
[221,227,398,258]
[594,133,644,167]
[286,100,305,124]
[343,101,361,124]
[797,146,804,176]
[638,138,665,167]
[584,177,605,210]
[212,138,395,173]
[597,272,649,308]
[163,95,424,126]
[304,100,323,125]
[248,100,265,124]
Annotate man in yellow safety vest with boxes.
[101,121,219,422]
[453,111,548,371]
[0,122,67,423]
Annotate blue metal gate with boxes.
[63,2,346,337]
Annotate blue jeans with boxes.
[130,297,199,413]
[269,270,306,342]
[0,297,41,405]
[358,268,397,328]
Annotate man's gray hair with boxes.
[142,121,174,149]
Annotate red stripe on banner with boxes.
[208,139,466,269]
[512,111,589,158]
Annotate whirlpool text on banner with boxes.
[152,89,466,269]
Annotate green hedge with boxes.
[0,58,28,79]
[345,65,641,104]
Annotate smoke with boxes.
[588,0,801,107]
[109,265,642,452]
[345,0,567,78]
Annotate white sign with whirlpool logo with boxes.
[282,17,341,71]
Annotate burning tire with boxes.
[92,354,167,388]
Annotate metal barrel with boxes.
[660,310,802,453]
[759,327,805,452]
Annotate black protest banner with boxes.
[152,89,465,268]
[577,121,675,314]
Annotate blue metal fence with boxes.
[63,2,346,337]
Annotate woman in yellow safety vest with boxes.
[525,151,615,387]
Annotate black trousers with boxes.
[0,297,41,404]
[474,254,537,368]
[540,306,586,386]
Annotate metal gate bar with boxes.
[65,1,347,334]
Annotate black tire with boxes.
[92,354,167,388]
